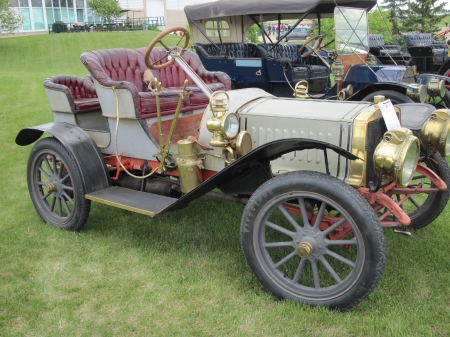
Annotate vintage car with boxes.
[184,0,450,107]
[16,26,450,310]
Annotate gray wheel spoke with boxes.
[312,202,327,230]
[266,221,295,237]
[264,241,293,248]
[61,172,70,184]
[41,191,52,200]
[43,156,53,174]
[298,197,311,228]
[50,154,57,172]
[57,197,63,217]
[292,258,307,283]
[325,239,357,246]
[61,196,71,216]
[57,160,63,177]
[38,167,51,180]
[278,205,302,231]
[62,191,74,205]
[62,185,74,191]
[50,195,56,212]
[310,260,320,289]
[319,256,342,284]
[274,250,297,269]
[325,248,356,268]
[322,217,346,236]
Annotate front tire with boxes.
[240,171,386,310]
[27,137,90,231]
[388,152,450,229]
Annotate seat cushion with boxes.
[187,83,226,106]
[139,88,187,114]
[73,98,101,113]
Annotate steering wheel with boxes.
[144,26,190,70]
[298,35,323,58]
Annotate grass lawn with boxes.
[1,31,450,336]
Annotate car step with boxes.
[85,186,178,217]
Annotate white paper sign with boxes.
[378,99,401,130]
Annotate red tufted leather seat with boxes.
[136,47,231,110]
[43,75,100,113]
[80,47,231,118]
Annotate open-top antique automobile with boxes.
[16,26,450,310]
[184,0,450,107]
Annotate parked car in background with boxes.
[278,27,310,42]
[185,0,450,108]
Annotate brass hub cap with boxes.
[296,242,313,258]
[43,183,57,194]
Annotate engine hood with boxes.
[237,96,372,122]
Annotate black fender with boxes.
[163,138,359,213]
[16,122,111,194]
[346,82,410,102]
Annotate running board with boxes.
[85,186,178,217]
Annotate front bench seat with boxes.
[135,47,231,108]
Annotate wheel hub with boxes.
[296,242,313,257]
[295,230,326,259]
[43,182,57,194]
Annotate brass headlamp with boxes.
[420,108,450,157]
[206,91,239,147]
[406,84,427,103]
[373,128,420,187]
[427,79,445,98]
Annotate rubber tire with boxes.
[397,152,450,230]
[240,171,386,310]
[362,90,414,104]
[27,137,90,231]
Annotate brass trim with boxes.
[347,106,382,187]
[85,194,156,217]
[297,242,313,258]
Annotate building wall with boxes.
[8,0,213,32]
[164,9,187,29]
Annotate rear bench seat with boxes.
[194,43,259,58]
[43,75,101,114]
[404,33,448,65]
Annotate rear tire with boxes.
[240,171,386,310]
[362,90,414,104]
[27,137,90,231]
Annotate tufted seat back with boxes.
[195,43,259,58]
[404,33,435,47]
[369,34,403,56]
[404,33,448,65]
[256,44,302,63]
[81,48,147,91]
[43,75,101,113]
[135,47,231,90]
[81,47,231,118]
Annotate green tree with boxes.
[246,24,259,43]
[0,0,22,35]
[87,0,122,24]
[368,9,395,43]
[379,0,406,38]
[309,18,335,50]
[401,0,446,33]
